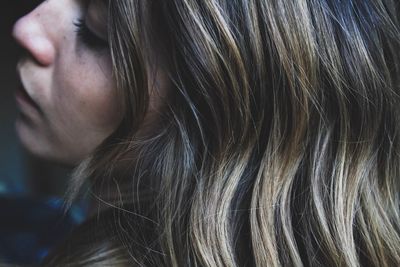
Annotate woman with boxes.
[12,0,400,266]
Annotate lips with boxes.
[15,75,42,114]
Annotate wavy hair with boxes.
[44,0,400,266]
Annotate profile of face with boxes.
[12,0,122,165]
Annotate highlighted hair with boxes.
[45,0,400,266]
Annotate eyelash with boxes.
[74,19,109,50]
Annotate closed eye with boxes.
[74,18,109,50]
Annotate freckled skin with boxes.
[12,0,123,165]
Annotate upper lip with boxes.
[16,65,42,112]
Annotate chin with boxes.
[15,118,79,166]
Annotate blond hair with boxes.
[44,0,400,266]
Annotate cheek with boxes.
[54,56,122,134]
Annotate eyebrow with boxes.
[87,0,109,36]
[89,0,109,15]
[97,0,109,9]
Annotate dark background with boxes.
[1,1,70,197]
[0,2,93,264]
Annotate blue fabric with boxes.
[0,196,87,265]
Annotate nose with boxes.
[12,9,56,66]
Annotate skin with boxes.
[12,0,122,165]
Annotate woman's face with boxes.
[12,0,122,165]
